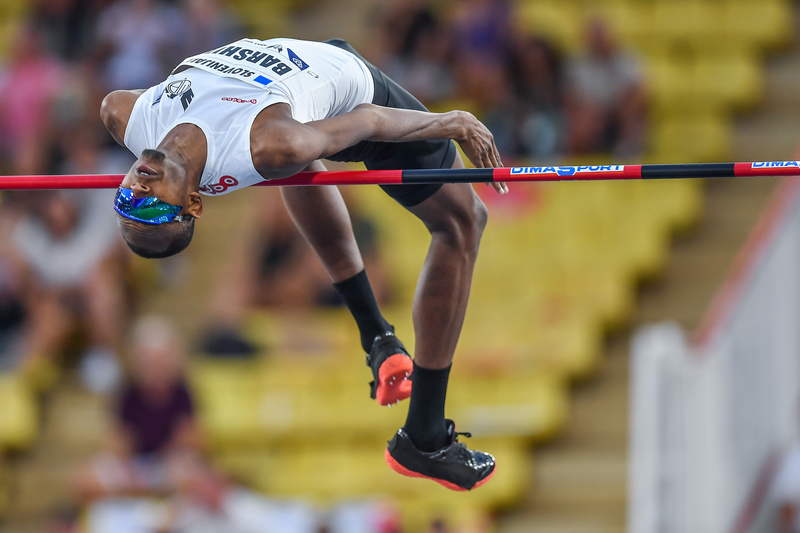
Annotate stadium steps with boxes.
[0,379,108,532]
[733,34,800,161]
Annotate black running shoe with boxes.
[385,419,496,491]
[367,330,413,406]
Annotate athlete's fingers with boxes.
[492,182,507,194]
[489,138,502,169]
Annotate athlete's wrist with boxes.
[447,110,472,144]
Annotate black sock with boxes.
[333,269,392,352]
[403,362,450,452]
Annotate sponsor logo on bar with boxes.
[510,165,624,177]
[752,161,800,168]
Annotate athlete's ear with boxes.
[186,191,203,219]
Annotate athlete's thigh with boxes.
[403,155,486,231]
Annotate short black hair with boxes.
[123,217,195,259]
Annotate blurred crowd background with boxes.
[0,0,794,532]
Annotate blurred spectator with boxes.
[95,0,185,90]
[0,211,27,373]
[74,315,202,502]
[0,188,126,392]
[54,121,134,177]
[378,2,454,105]
[30,0,98,62]
[0,114,132,389]
[0,262,26,373]
[84,459,399,533]
[167,458,321,533]
[0,22,63,175]
[510,37,567,160]
[179,0,243,58]
[201,187,390,356]
[448,0,515,109]
[564,19,647,156]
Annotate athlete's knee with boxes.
[430,195,487,257]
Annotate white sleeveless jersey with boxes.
[124,38,374,196]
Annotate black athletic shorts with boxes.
[323,38,456,208]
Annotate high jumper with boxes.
[100,36,503,491]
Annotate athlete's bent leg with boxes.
[280,182,412,405]
[280,184,363,283]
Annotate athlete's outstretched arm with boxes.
[251,103,503,179]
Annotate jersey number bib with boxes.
[173,39,310,89]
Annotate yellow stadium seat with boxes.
[724,0,794,50]
[191,352,568,449]
[651,1,717,44]
[651,114,733,163]
[0,375,38,452]
[214,440,530,513]
[516,1,583,53]
[696,53,764,109]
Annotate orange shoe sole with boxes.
[384,448,496,491]
[376,353,413,406]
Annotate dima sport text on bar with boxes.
[2,161,800,190]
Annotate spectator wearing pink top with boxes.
[0,23,63,174]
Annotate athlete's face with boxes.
[117,149,203,257]
[120,149,191,209]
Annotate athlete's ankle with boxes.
[403,362,451,452]
[333,269,392,352]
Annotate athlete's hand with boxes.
[453,111,508,195]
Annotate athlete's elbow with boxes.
[354,104,382,140]
[252,129,312,170]
[100,93,117,131]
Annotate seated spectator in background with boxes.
[510,36,567,160]
[180,0,243,59]
[202,187,390,355]
[74,315,202,502]
[564,19,646,157]
[0,210,27,373]
[94,0,185,90]
[0,259,25,373]
[30,0,98,62]
[54,121,134,178]
[85,456,399,533]
[448,0,514,110]
[0,188,126,392]
[0,22,63,175]
[377,2,454,106]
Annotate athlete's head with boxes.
[116,148,203,258]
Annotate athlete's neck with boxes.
[158,123,207,191]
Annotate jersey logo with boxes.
[200,175,239,195]
[221,97,257,104]
[286,48,308,71]
[165,79,195,111]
